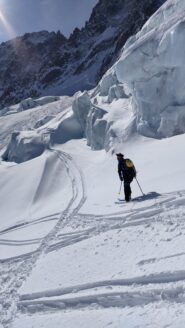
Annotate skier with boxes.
[116,153,136,202]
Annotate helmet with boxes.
[116,153,124,157]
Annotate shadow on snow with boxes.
[133,192,161,202]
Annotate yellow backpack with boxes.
[125,159,136,177]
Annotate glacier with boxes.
[116,0,185,138]
[70,0,185,151]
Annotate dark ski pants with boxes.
[124,177,133,202]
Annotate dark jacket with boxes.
[118,158,136,183]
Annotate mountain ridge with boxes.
[0,0,166,109]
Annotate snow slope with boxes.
[0,150,72,232]
[1,130,185,327]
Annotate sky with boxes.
[0,0,98,43]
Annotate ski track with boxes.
[1,152,185,326]
[17,283,185,315]
[0,148,86,327]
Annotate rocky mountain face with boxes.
[0,0,166,109]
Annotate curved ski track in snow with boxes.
[0,148,86,327]
[1,150,185,326]
[14,189,185,319]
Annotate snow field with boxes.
[11,305,185,328]
[10,185,185,327]
[0,133,184,327]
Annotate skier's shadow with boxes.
[133,192,161,202]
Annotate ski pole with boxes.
[135,177,145,196]
[118,181,123,195]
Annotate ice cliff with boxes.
[73,0,185,151]
[116,0,185,138]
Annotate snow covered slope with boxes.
[0,96,185,328]
[1,133,185,327]
[1,81,185,328]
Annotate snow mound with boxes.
[3,131,46,163]
[0,96,60,117]
[0,150,71,230]
[18,98,38,111]
[116,0,185,138]
[18,96,60,112]
[35,96,60,106]
[34,115,55,129]
[50,111,83,145]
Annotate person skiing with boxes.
[116,153,136,202]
